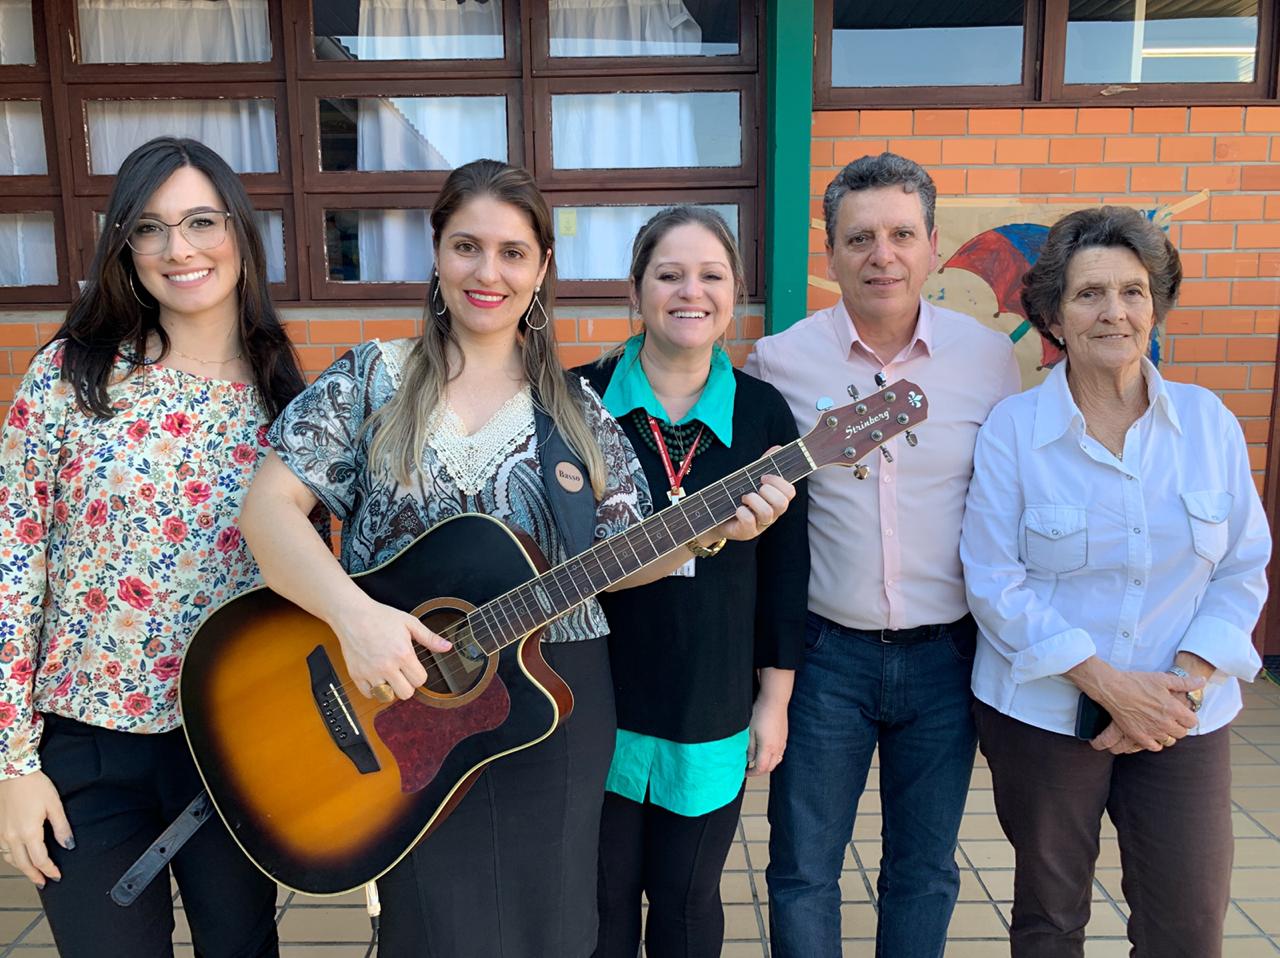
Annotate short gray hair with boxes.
[822,152,937,247]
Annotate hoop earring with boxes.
[524,287,549,332]
[431,272,447,317]
[128,272,153,308]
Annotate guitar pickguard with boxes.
[373,676,512,793]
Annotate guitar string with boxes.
[314,394,918,719]
[322,447,814,718]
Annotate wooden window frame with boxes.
[1042,0,1278,104]
[815,0,1279,108]
[66,83,293,196]
[546,187,757,300]
[532,74,758,190]
[0,0,49,80]
[298,78,524,193]
[54,0,286,83]
[0,197,72,304]
[1,87,60,195]
[296,0,522,80]
[528,0,758,76]
[813,0,1041,109]
[304,191,438,302]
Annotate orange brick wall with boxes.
[0,303,765,406]
[809,106,1280,493]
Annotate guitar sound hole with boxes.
[418,608,488,697]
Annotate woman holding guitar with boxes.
[241,160,794,957]
[0,137,305,956]
[577,207,809,958]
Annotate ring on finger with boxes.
[1162,735,1177,747]
[371,681,396,703]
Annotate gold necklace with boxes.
[170,345,243,365]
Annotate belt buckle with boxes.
[880,629,892,645]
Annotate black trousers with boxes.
[36,715,279,958]
[975,702,1234,958]
[594,785,746,958]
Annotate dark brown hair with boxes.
[1021,206,1182,350]
[48,136,305,419]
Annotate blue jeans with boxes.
[766,612,978,958]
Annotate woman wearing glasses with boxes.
[0,136,307,957]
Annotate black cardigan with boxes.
[578,357,810,744]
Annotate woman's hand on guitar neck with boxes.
[331,596,452,701]
[710,453,795,544]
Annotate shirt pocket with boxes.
[1181,490,1232,565]
[1022,505,1088,574]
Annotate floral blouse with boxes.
[0,342,276,779]
[268,339,651,643]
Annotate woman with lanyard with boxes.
[241,164,795,957]
[578,206,809,958]
[0,137,305,956]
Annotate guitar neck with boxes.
[464,439,817,655]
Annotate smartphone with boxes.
[1074,693,1111,741]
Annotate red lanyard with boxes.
[647,416,704,504]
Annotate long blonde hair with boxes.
[366,159,607,498]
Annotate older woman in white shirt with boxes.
[960,206,1270,958]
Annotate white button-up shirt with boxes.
[961,358,1270,737]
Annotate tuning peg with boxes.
[853,464,870,480]
[846,384,860,400]
[815,396,834,412]
[874,372,887,388]
[881,447,894,463]
[905,430,918,447]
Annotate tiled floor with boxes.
[3,677,1280,956]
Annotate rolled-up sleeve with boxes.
[960,408,1097,684]
[1176,408,1268,681]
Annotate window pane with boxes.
[549,0,739,57]
[1066,0,1258,84]
[324,209,433,283]
[86,99,278,175]
[554,203,738,281]
[0,0,37,65]
[253,210,285,284]
[552,92,740,170]
[320,96,507,172]
[0,212,57,286]
[0,102,47,175]
[831,0,1023,87]
[313,0,503,61]
[76,0,271,64]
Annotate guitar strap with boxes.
[109,790,211,906]
[533,384,597,558]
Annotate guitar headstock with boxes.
[800,380,928,472]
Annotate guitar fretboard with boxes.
[460,441,816,655]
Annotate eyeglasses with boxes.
[122,211,233,256]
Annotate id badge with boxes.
[668,557,697,578]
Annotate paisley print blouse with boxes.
[267,339,651,643]
[0,342,277,779]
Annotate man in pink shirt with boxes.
[745,153,1020,958]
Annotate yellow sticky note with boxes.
[557,208,577,237]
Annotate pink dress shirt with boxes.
[745,298,1020,631]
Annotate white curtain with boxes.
[550,0,701,57]
[354,0,504,60]
[87,99,278,175]
[552,90,739,170]
[555,203,737,281]
[356,96,506,172]
[353,210,434,283]
[251,210,285,285]
[0,213,57,287]
[0,0,36,64]
[0,101,46,175]
[76,0,271,63]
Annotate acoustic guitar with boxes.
[179,381,928,895]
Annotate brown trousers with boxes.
[974,701,1234,958]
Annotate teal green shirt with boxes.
[599,334,736,446]
[604,728,749,817]
[599,334,746,817]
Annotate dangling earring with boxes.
[128,272,153,308]
[431,271,447,317]
[524,287,549,331]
